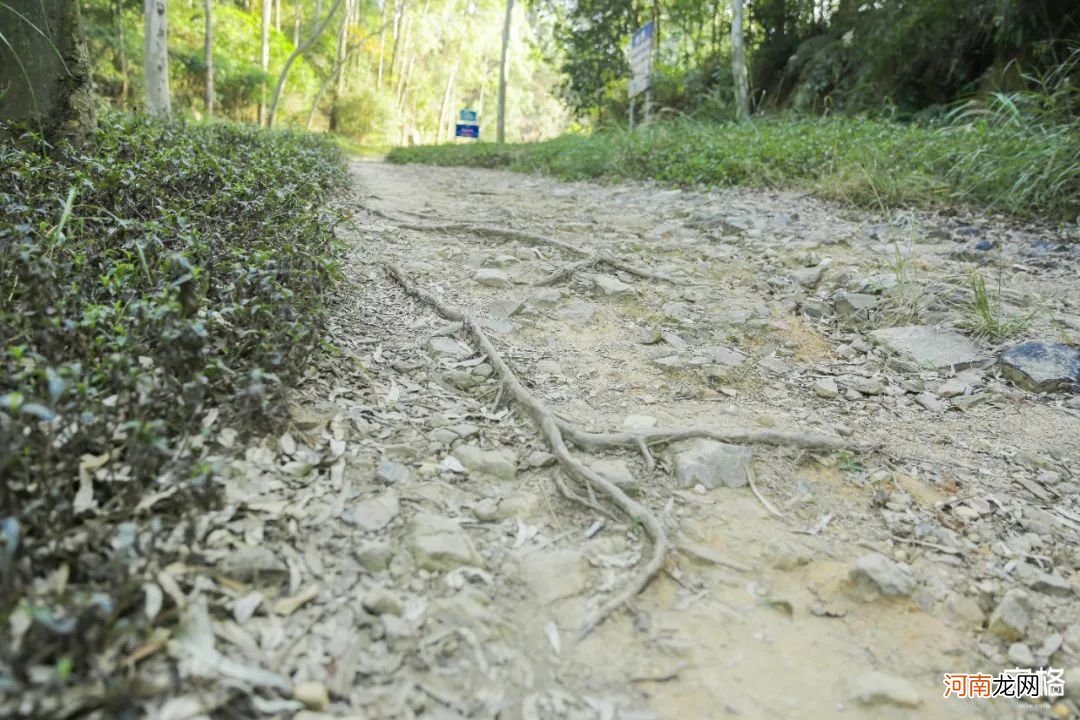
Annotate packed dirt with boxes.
[138,161,1080,720]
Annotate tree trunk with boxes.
[144,0,172,117]
[731,0,749,121]
[267,0,344,127]
[0,0,96,143]
[258,0,272,125]
[496,0,513,143]
[204,0,214,115]
[274,0,281,31]
[388,0,404,81]
[437,62,458,144]
[334,0,351,97]
[376,0,388,88]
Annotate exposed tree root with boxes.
[370,207,672,285]
[558,424,852,453]
[386,262,670,640]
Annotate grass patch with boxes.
[389,113,1079,221]
[962,270,1038,341]
[0,114,345,702]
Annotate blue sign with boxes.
[455,123,480,139]
[459,109,478,122]
[629,22,654,97]
[631,21,654,53]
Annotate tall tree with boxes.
[497,0,514,143]
[204,0,214,115]
[0,0,96,143]
[144,0,171,116]
[267,0,344,126]
[731,0,749,121]
[258,0,272,124]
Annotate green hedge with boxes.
[0,114,344,688]
[389,116,1080,221]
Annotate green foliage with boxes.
[964,270,1037,340]
[333,89,395,142]
[389,110,1079,220]
[0,114,344,682]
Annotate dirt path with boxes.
[145,161,1080,720]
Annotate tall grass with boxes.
[390,48,1080,222]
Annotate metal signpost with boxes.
[456,109,480,140]
[629,21,654,129]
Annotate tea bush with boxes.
[0,114,344,682]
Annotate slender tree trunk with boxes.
[496,0,513,143]
[731,0,749,121]
[274,0,281,31]
[268,0,344,127]
[388,0,404,80]
[0,0,96,142]
[258,0,272,124]
[144,0,171,117]
[115,0,131,107]
[437,62,458,144]
[376,0,388,88]
[203,0,213,115]
[394,13,413,104]
[334,0,351,97]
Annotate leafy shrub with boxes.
[0,114,344,687]
[333,89,396,142]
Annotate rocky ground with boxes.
[133,161,1080,720]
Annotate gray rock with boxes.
[353,541,393,572]
[362,587,404,617]
[375,459,411,485]
[473,268,510,287]
[850,671,922,708]
[428,336,472,359]
[1028,570,1073,597]
[801,299,831,319]
[592,274,634,296]
[522,550,590,605]
[791,266,824,288]
[347,490,400,532]
[852,377,885,396]
[408,513,482,571]
[870,326,988,371]
[525,450,556,468]
[220,546,287,582]
[856,273,899,295]
[1065,667,1080,703]
[1007,642,1035,668]
[849,552,915,599]
[452,445,517,481]
[915,392,948,412]
[528,288,563,309]
[588,458,639,494]
[673,440,752,489]
[999,341,1080,393]
[942,592,986,628]
[834,293,878,319]
[813,378,839,399]
[935,378,968,398]
[987,590,1031,641]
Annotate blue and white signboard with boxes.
[455,123,480,139]
[459,109,478,122]
[629,21,654,97]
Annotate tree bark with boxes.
[144,0,172,117]
[267,0,344,127]
[731,0,749,121]
[497,0,514,143]
[376,0,388,88]
[204,0,214,115]
[258,0,272,125]
[0,0,96,143]
[437,61,458,144]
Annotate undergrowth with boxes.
[390,52,1080,222]
[0,114,345,701]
